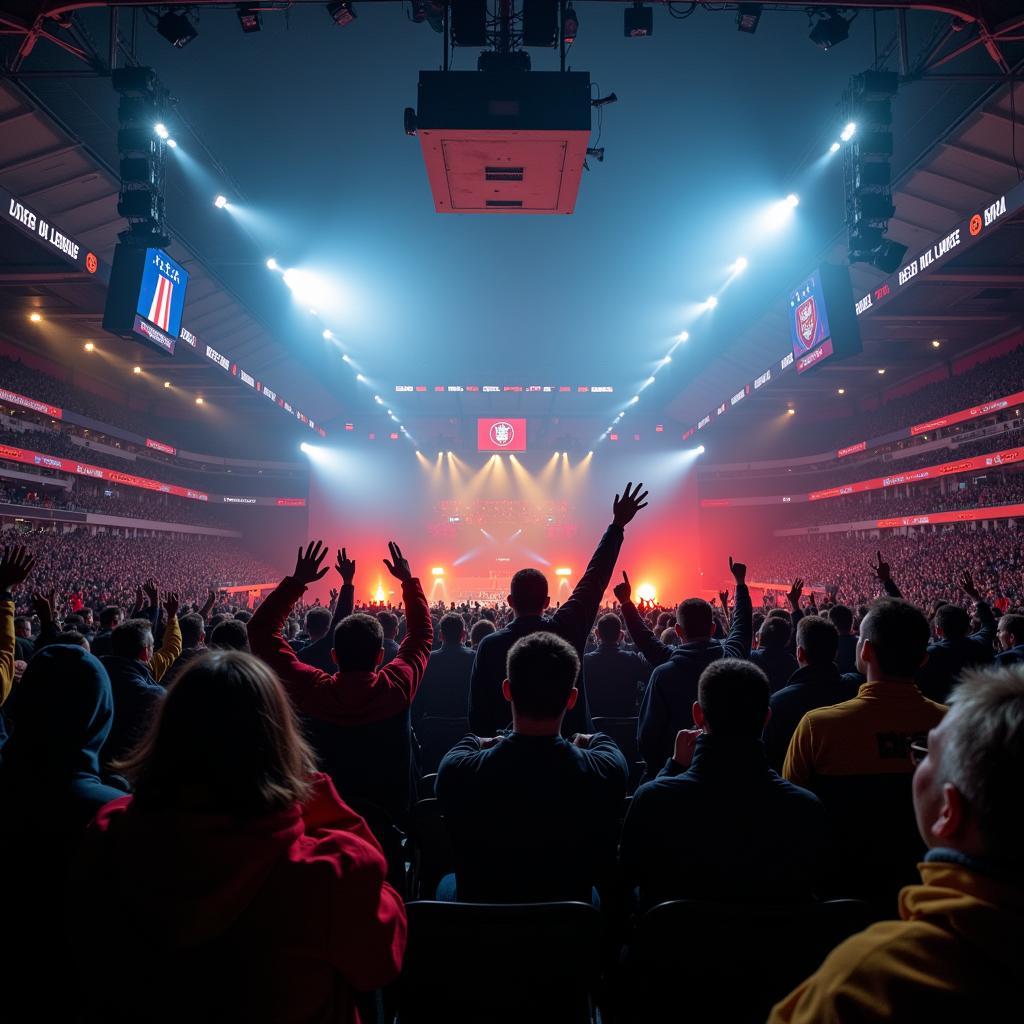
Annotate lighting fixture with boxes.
[163,381,171,388]
[809,11,851,51]
[236,3,262,32]
[563,4,578,43]
[326,1,357,26]
[840,121,857,142]
[214,194,228,209]
[156,10,198,48]
[83,342,95,352]
[28,312,42,323]
[736,3,761,33]
[133,366,142,374]
[195,396,204,405]
[266,257,279,271]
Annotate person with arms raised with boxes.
[248,541,432,824]
[468,482,648,738]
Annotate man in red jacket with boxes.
[249,540,433,823]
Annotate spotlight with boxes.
[431,567,445,576]
[732,256,748,274]
[195,396,204,405]
[156,10,198,48]
[214,194,228,209]
[554,567,572,577]
[28,312,42,323]
[661,355,672,365]
[840,121,857,141]
[645,376,655,386]
[83,342,95,352]
[624,4,652,37]
[837,387,845,395]
[563,4,578,43]
[636,582,657,602]
[374,395,383,404]
[786,193,800,208]
[762,194,799,230]
[163,381,171,388]
[356,373,366,382]
[809,11,851,51]
[326,1,357,27]
[829,141,841,154]
[153,122,170,139]
[705,295,718,310]
[165,138,178,149]
[342,353,351,362]
[266,257,279,271]
[236,3,262,32]
[931,339,941,349]
[300,442,311,453]
[736,3,761,33]
[677,331,689,343]
[787,407,796,415]
[630,395,640,404]
[877,368,886,375]
[696,445,705,454]
[322,329,334,340]
[133,366,142,374]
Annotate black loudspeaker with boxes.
[451,0,487,46]
[522,0,557,47]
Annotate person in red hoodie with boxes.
[73,650,406,1024]
[248,540,432,828]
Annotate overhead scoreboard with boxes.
[103,244,189,355]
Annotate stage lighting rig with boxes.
[736,4,761,34]
[236,4,262,33]
[624,4,653,38]
[326,1,357,27]
[156,9,199,48]
[809,11,851,52]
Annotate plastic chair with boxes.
[397,900,603,1024]
[616,898,873,1023]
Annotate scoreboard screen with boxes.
[103,244,189,355]
[478,417,527,452]
[789,263,861,375]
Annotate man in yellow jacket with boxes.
[0,544,35,707]
[770,663,1024,1021]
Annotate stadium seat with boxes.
[417,772,438,801]
[405,797,455,900]
[416,715,470,773]
[616,898,873,1023]
[397,900,603,1024]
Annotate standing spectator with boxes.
[770,665,1024,1021]
[469,482,648,738]
[377,612,400,666]
[438,632,628,902]
[583,612,650,718]
[469,618,495,649]
[0,545,35,733]
[90,605,123,659]
[412,612,474,727]
[749,614,798,695]
[72,651,406,1023]
[828,604,859,675]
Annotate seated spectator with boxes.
[469,617,495,649]
[620,659,827,909]
[770,665,1024,1021]
[437,632,628,903]
[377,611,400,666]
[101,597,182,764]
[72,650,406,1023]
[210,618,250,652]
[827,603,858,675]
[469,482,648,738]
[247,541,431,824]
[995,613,1024,665]
[916,571,994,703]
[583,612,649,718]
[617,559,752,778]
[764,615,854,773]
[412,612,474,728]
[749,614,798,694]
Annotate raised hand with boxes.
[871,550,891,584]
[612,482,649,527]
[293,541,330,586]
[718,589,730,610]
[672,728,701,769]
[613,570,632,605]
[0,545,34,592]
[383,541,412,583]
[729,556,747,586]
[163,592,180,619]
[336,546,356,585]
[957,571,981,601]
[787,577,804,607]
[143,578,159,607]
[30,589,55,624]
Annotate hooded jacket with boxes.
[769,852,1024,1022]
[73,772,406,1024]
[101,654,166,765]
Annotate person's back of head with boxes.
[470,618,495,648]
[116,650,316,817]
[439,612,465,646]
[916,664,1024,865]
[504,632,580,726]
[998,613,1024,650]
[758,616,792,651]
[99,605,121,630]
[857,598,930,682]
[657,612,673,633]
[508,567,550,617]
[304,606,332,642]
[660,627,678,647]
[676,598,713,642]
[55,630,89,650]
[696,658,770,741]
[596,613,622,645]
[334,613,384,672]
[376,611,398,640]
[233,610,253,624]
[65,614,85,631]
[209,619,250,653]
[796,615,839,668]
[179,613,205,650]
[935,602,971,641]
[110,619,155,662]
[766,608,792,623]
[752,611,766,637]
[828,603,854,636]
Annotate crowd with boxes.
[0,476,1020,1023]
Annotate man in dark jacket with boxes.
[438,632,628,903]
[915,572,994,703]
[413,612,474,727]
[749,615,798,694]
[468,482,648,738]
[582,613,650,718]
[620,658,827,909]
[996,613,1024,665]
[764,615,858,772]
[89,605,123,660]
[618,558,752,778]
[828,604,859,675]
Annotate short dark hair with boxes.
[506,632,579,719]
[999,614,1024,645]
[698,658,770,738]
[210,619,250,652]
[828,604,853,633]
[55,630,88,648]
[209,613,229,631]
[440,613,465,643]
[233,610,253,623]
[766,608,791,623]
[935,602,970,640]
[510,568,549,615]
[334,613,384,671]
[14,615,31,634]
[677,598,713,639]
[759,616,791,650]
[376,611,398,639]
[752,612,766,636]
[99,605,122,628]
[116,650,317,817]
[111,619,154,659]
[305,606,332,639]
[179,613,205,649]
[470,619,495,647]
[861,598,930,678]
[596,613,622,643]
[796,615,839,666]
[65,614,85,630]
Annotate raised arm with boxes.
[959,570,996,649]
[720,557,753,660]
[872,550,902,599]
[615,571,674,669]
[0,545,34,705]
[149,593,182,682]
[299,548,357,669]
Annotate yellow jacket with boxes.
[149,613,182,683]
[0,597,14,706]
[769,856,1024,1022]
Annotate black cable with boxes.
[666,2,697,20]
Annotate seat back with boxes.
[619,898,873,1024]
[405,798,455,899]
[416,715,470,774]
[398,900,602,1024]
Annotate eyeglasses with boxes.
[909,741,928,768]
